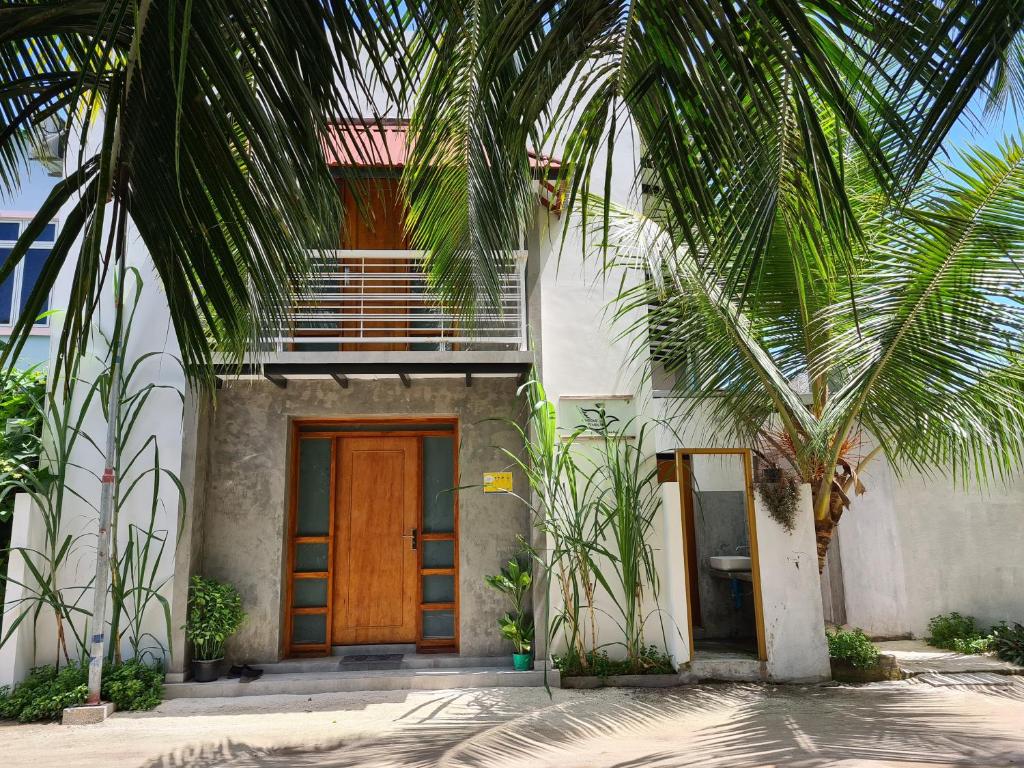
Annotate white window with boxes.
[0,216,56,329]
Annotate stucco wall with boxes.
[840,455,1024,638]
[755,484,831,682]
[196,377,529,662]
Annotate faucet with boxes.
[735,544,750,555]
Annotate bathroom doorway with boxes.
[677,449,767,660]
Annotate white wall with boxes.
[755,484,831,682]
[0,495,44,686]
[840,454,1024,638]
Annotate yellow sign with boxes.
[483,471,513,493]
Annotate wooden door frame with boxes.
[674,448,768,661]
[283,417,460,658]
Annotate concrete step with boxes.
[163,667,560,699]
[685,655,768,682]
[262,654,511,674]
[331,643,416,656]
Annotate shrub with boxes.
[0,659,165,722]
[0,665,87,722]
[926,612,989,653]
[554,646,675,678]
[826,628,880,668]
[990,622,1024,666]
[103,659,164,711]
[185,575,246,661]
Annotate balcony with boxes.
[217,250,531,385]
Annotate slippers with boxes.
[226,665,244,679]
[239,664,264,683]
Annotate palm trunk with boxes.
[812,485,846,573]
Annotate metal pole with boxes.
[86,209,127,706]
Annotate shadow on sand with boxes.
[138,680,1024,768]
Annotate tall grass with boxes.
[502,378,666,672]
[1,269,184,666]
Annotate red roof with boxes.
[324,120,560,173]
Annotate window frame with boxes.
[0,214,57,333]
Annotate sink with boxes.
[708,555,752,572]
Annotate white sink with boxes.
[708,555,752,572]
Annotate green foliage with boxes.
[755,471,800,532]
[185,575,246,661]
[554,646,675,679]
[0,367,47,522]
[497,613,534,655]
[0,664,87,722]
[0,3,403,383]
[826,628,880,668]
[989,622,1024,666]
[486,554,534,654]
[926,612,989,653]
[101,659,164,712]
[0,659,164,722]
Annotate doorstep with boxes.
[164,666,559,698]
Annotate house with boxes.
[1,119,1021,696]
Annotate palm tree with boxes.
[0,0,403,377]
[400,0,1024,318]
[601,130,1024,570]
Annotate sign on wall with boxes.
[483,471,513,493]
[558,395,636,438]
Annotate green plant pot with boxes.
[512,653,532,671]
[192,658,223,683]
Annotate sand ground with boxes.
[4,676,1024,767]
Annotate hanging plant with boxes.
[755,466,801,532]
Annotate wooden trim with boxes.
[298,429,455,439]
[675,452,696,660]
[295,416,457,428]
[285,417,460,657]
[419,532,455,541]
[283,431,337,657]
[675,448,768,663]
[741,448,769,661]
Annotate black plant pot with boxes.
[192,658,223,682]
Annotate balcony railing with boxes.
[277,250,527,352]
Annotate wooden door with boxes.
[332,436,419,645]
[339,178,411,352]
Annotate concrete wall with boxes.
[755,484,831,682]
[0,495,44,686]
[839,455,1024,638]
[691,491,756,641]
[191,377,529,662]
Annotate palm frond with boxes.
[820,136,1024,484]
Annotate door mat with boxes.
[339,654,404,670]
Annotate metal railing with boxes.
[277,250,527,352]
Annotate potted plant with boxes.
[185,575,246,682]
[498,612,535,670]
[485,554,534,671]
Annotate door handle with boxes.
[402,528,418,550]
